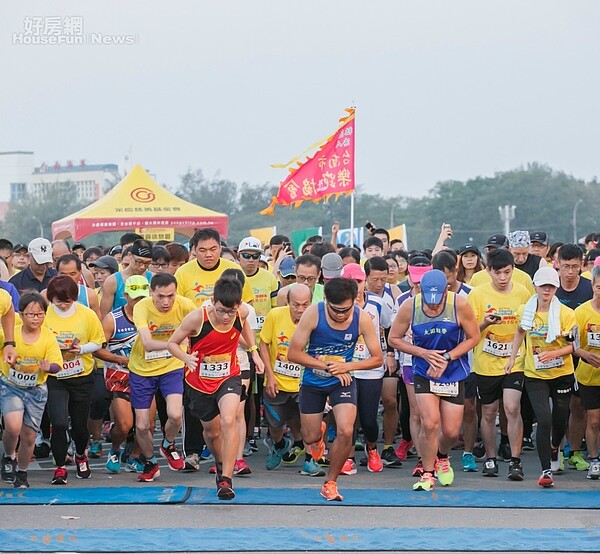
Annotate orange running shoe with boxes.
[366,447,383,473]
[310,421,327,462]
[320,480,343,501]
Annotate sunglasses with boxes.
[240,252,261,260]
[327,304,353,314]
[127,284,149,291]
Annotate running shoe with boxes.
[33,440,51,459]
[435,457,454,486]
[461,452,478,472]
[300,459,326,477]
[283,445,304,464]
[310,421,327,463]
[75,454,91,479]
[395,439,414,461]
[209,465,217,474]
[217,478,235,500]
[183,453,200,472]
[482,458,499,477]
[381,446,403,468]
[473,441,486,460]
[354,438,364,451]
[497,442,511,462]
[587,460,600,480]
[412,459,424,477]
[266,436,292,470]
[508,460,524,481]
[243,441,253,457]
[522,436,535,451]
[105,449,121,474]
[51,467,68,485]
[125,457,145,473]
[340,458,357,476]
[138,462,160,482]
[248,437,259,452]
[320,480,343,501]
[413,471,435,491]
[13,470,29,489]
[88,440,103,459]
[365,446,384,473]
[121,441,134,463]
[538,470,554,488]
[234,458,252,475]
[160,443,185,471]
[550,448,564,473]
[1,455,16,483]
[568,451,590,471]
[200,445,213,460]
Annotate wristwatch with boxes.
[442,352,452,362]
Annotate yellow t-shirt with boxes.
[574,300,600,386]
[129,295,196,377]
[468,282,531,376]
[175,258,254,307]
[2,325,63,387]
[517,303,577,380]
[0,288,13,346]
[470,267,535,296]
[247,268,280,331]
[259,306,301,393]
[44,304,106,379]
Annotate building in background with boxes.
[0,152,120,208]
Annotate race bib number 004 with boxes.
[57,357,84,379]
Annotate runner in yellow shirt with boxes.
[0,292,62,488]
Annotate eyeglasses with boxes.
[560,264,580,271]
[151,262,169,269]
[297,275,317,284]
[22,312,45,319]
[133,257,152,267]
[240,252,261,260]
[215,307,237,317]
[126,284,149,291]
[327,304,353,314]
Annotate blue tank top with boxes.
[77,284,89,307]
[302,302,361,388]
[106,307,137,362]
[412,291,470,383]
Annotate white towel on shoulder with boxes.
[520,294,562,343]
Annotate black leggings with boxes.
[525,374,573,471]
[46,374,94,466]
[398,378,411,442]
[356,378,383,444]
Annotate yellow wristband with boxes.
[246,345,258,353]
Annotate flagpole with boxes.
[350,191,355,247]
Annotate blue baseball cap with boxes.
[420,269,448,305]
[279,257,296,277]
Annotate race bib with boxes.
[274,359,302,378]
[57,357,84,379]
[313,355,345,378]
[199,354,231,378]
[144,349,172,362]
[352,340,369,361]
[482,332,514,358]
[588,329,600,349]
[8,368,38,388]
[533,347,564,370]
[430,380,459,397]
[256,315,265,329]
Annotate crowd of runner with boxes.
[1,224,600,501]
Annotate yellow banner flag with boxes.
[135,228,174,242]
[250,226,276,246]
[388,224,407,248]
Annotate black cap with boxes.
[88,255,119,273]
[409,255,432,267]
[459,244,480,256]
[485,234,509,249]
[109,245,122,256]
[13,243,27,253]
[72,242,86,250]
[530,231,549,245]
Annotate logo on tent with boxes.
[131,187,156,203]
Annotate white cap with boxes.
[28,238,53,264]
[533,266,560,288]
[238,236,263,252]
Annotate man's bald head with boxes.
[287,283,312,323]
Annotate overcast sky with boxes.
[1,1,599,199]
